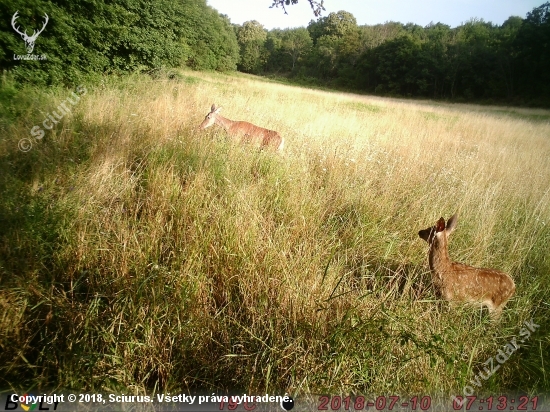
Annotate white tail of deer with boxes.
[199,104,284,151]
[418,213,515,318]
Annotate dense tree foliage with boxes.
[0,0,239,84]
[259,3,550,106]
[1,0,548,105]
[265,28,312,72]
[514,3,550,100]
[235,20,267,74]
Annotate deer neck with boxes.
[428,239,452,273]
[213,114,235,132]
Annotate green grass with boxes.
[490,109,550,123]
[344,101,383,113]
[0,70,549,398]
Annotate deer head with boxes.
[11,11,49,54]
[418,213,458,249]
[199,104,222,129]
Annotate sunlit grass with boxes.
[1,70,549,395]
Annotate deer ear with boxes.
[446,213,458,234]
[435,217,446,232]
[214,106,222,114]
[210,104,217,112]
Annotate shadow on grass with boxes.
[0,114,160,389]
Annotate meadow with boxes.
[0,70,549,398]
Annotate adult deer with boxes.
[199,104,284,151]
[418,213,515,318]
[11,11,49,54]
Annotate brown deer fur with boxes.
[418,213,515,317]
[199,104,284,151]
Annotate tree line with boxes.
[0,0,239,84]
[244,4,550,106]
[1,0,548,106]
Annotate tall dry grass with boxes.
[1,70,549,396]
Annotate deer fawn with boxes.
[199,104,284,151]
[418,213,515,318]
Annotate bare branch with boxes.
[270,0,325,17]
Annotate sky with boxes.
[206,0,544,30]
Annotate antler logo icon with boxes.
[11,11,49,54]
